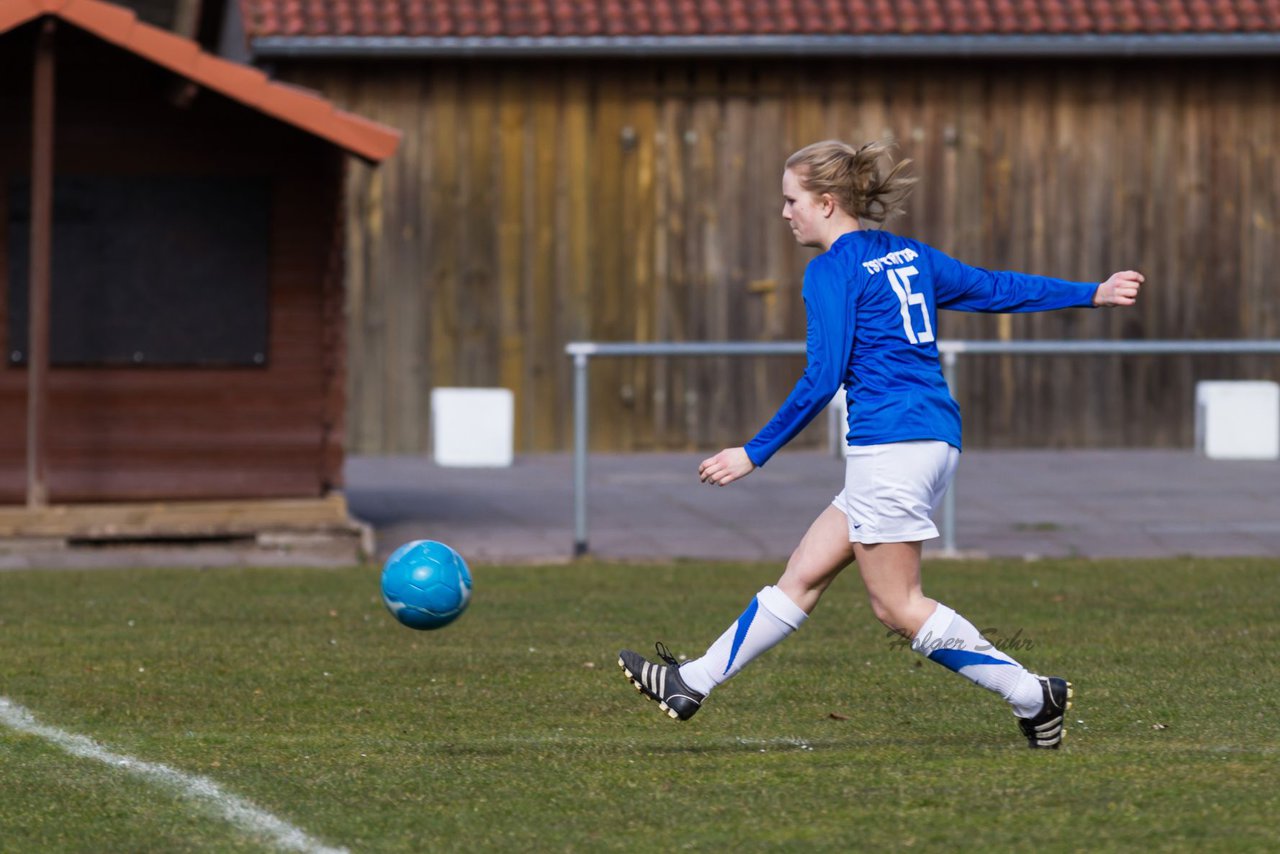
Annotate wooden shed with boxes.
[243,0,1280,456]
[0,0,398,557]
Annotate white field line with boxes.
[0,696,347,854]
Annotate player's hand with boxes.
[699,447,756,487]
[1093,270,1144,307]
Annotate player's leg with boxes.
[775,504,857,613]
[618,505,852,720]
[854,538,1038,693]
[841,440,954,639]
[855,540,1070,745]
[677,504,853,691]
[852,540,935,638]
[847,440,1071,746]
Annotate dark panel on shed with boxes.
[7,175,270,366]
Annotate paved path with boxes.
[344,450,1280,564]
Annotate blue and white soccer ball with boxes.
[380,540,473,630]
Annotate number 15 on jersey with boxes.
[887,265,934,345]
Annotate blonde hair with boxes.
[785,139,916,224]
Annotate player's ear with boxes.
[820,193,837,217]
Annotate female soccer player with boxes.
[619,139,1143,749]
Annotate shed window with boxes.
[6,175,270,366]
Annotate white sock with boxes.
[678,586,808,696]
[912,602,1045,718]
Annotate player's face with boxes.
[781,168,827,248]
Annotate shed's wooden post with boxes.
[27,19,55,508]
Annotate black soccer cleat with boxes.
[1017,675,1073,749]
[618,642,705,721]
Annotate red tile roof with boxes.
[241,0,1280,39]
[0,0,399,161]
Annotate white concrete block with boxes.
[1195,380,1280,460]
[431,388,515,467]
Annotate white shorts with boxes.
[831,440,959,544]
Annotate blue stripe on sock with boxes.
[928,648,1015,673]
[723,597,760,675]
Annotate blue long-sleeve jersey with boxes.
[743,230,1098,467]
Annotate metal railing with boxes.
[565,339,1280,557]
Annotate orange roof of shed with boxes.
[0,0,400,162]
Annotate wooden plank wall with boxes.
[282,58,1280,454]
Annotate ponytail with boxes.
[785,139,916,224]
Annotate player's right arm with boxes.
[743,258,852,466]
[700,256,853,486]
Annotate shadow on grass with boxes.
[424,730,1021,758]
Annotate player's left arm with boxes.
[1091,270,1144,307]
[929,245,1114,313]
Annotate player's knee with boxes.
[782,544,851,595]
[868,595,928,637]
[867,596,899,629]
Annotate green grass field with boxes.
[2,558,1278,852]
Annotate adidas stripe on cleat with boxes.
[1017,675,1073,749]
[618,643,705,722]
